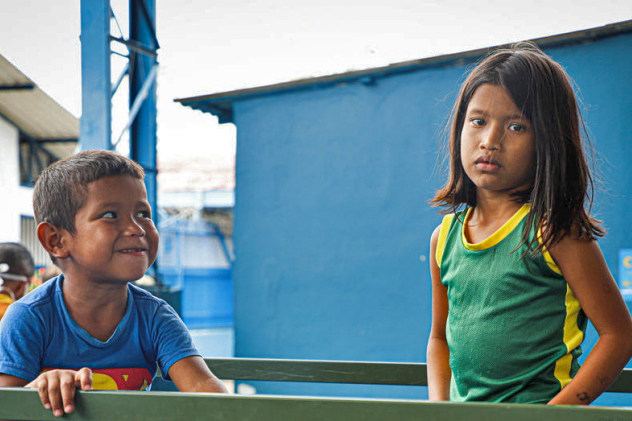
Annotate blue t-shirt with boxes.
[0,275,199,390]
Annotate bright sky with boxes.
[0,0,631,160]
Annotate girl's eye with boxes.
[102,211,116,219]
[509,123,526,132]
[471,118,485,127]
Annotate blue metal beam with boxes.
[129,0,159,275]
[80,0,112,150]
[80,0,160,276]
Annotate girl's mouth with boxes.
[475,156,501,171]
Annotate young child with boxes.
[427,43,632,405]
[0,150,227,417]
[0,242,35,319]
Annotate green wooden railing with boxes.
[202,358,632,391]
[0,358,630,421]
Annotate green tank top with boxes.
[436,204,586,403]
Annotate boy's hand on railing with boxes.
[26,367,92,417]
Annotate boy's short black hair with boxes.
[33,149,145,234]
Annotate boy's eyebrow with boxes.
[94,200,150,208]
[93,200,124,207]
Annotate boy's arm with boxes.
[427,225,451,401]
[168,356,228,393]
[548,235,632,405]
[0,373,29,386]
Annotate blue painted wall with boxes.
[230,33,632,401]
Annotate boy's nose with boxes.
[125,218,146,236]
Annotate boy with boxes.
[0,150,227,417]
[0,242,35,319]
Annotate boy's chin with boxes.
[95,277,139,286]
[103,271,151,284]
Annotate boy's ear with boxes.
[36,222,70,260]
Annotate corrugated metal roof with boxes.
[176,19,632,124]
[0,53,78,158]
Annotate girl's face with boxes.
[460,83,535,199]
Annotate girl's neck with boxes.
[465,197,526,244]
[472,195,524,220]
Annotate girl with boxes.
[427,42,632,405]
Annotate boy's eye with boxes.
[102,211,116,219]
[509,123,526,132]
[138,210,151,219]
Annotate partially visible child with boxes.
[40,264,61,283]
[0,242,34,319]
[0,150,227,417]
[427,43,632,404]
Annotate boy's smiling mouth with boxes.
[118,248,148,255]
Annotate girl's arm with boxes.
[548,234,632,405]
[427,225,451,401]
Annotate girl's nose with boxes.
[480,125,503,150]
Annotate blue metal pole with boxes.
[129,0,159,276]
[80,0,112,151]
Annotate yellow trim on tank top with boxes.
[537,227,563,275]
[435,214,455,266]
[533,215,580,388]
[461,203,531,250]
[553,283,584,389]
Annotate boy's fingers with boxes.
[46,376,65,417]
[60,374,77,415]
[76,367,93,390]
[26,370,86,417]
[30,377,52,410]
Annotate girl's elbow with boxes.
[622,332,632,357]
[620,319,632,350]
[608,327,632,359]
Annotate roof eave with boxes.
[175,19,632,123]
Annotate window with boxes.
[20,215,49,267]
[19,135,59,187]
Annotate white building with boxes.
[0,53,78,265]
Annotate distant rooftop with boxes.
[158,154,235,200]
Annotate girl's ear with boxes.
[37,222,70,260]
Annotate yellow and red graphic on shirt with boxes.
[43,367,153,391]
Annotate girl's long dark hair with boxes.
[431,42,604,253]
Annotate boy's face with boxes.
[60,175,158,285]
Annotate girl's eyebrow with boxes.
[466,108,527,121]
